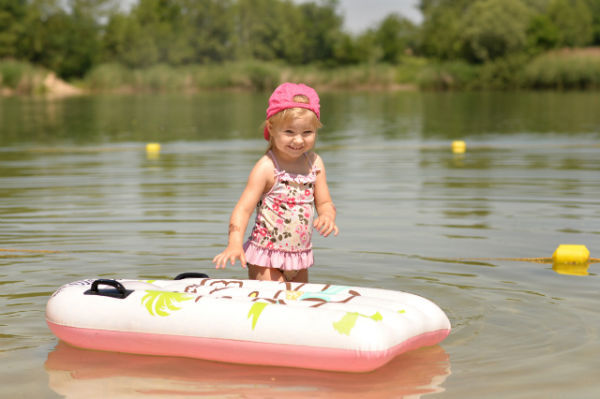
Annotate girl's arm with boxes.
[213,157,273,268]
[312,154,339,237]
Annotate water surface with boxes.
[1,91,599,398]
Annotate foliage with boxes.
[547,0,594,47]
[1,0,600,90]
[0,59,29,88]
[0,59,47,93]
[527,14,561,51]
[373,14,418,63]
[419,1,466,60]
[459,0,533,63]
[417,61,480,90]
[522,48,600,89]
[473,54,530,89]
[84,62,132,90]
[37,9,100,79]
[590,0,600,45]
[0,0,27,58]
[77,60,418,92]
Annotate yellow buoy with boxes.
[552,244,590,265]
[451,140,466,154]
[146,143,161,153]
[146,143,161,160]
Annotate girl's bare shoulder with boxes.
[255,154,276,172]
[248,154,276,185]
[308,151,324,169]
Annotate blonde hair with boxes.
[264,95,322,152]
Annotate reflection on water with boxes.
[2,91,600,147]
[45,342,450,398]
[0,93,268,145]
[553,262,590,276]
[1,91,600,398]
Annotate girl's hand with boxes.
[213,245,247,269]
[314,215,339,237]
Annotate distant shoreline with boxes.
[2,49,600,97]
[0,61,422,97]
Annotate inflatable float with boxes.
[46,274,451,372]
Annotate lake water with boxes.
[1,91,599,398]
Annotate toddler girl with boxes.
[213,82,338,282]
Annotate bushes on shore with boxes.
[522,48,600,89]
[80,60,424,92]
[77,48,600,92]
[2,48,600,94]
[418,47,600,90]
[0,60,48,94]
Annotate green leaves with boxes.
[247,302,269,330]
[4,0,600,88]
[333,311,383,336]
[460,0,533,63]
[141,290,193,317]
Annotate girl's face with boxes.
[269,112,317,161]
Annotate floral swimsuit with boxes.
[243,151,318,271]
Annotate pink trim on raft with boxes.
[46,320,450,372]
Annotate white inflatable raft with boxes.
[46,275,451,372]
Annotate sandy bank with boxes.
[0,72,83,97]
[43,73,83,96]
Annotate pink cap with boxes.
[264,83,320,140]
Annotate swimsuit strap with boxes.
[303,152,313,169]
[268,151,317,185]
[268,150,281,171]
[269,150,314,171]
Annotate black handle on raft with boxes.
[85,279,132,299]
[174,272,209,280]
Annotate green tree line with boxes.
[1,0,599,86]
[419,0,600,62]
